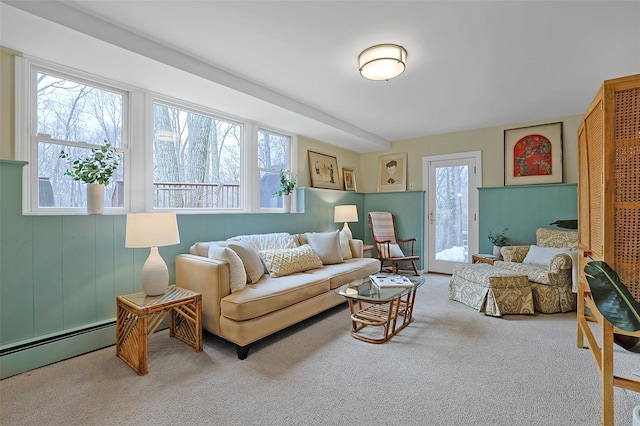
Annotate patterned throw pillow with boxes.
[259,245,323,278]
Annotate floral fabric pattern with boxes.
[449,264,533,317]
[493,228,578,313]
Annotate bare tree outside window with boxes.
[434,165,469,260]
[152,103,242,209]
[36,72,124,208]
[258,130,291,209]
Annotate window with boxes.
[19,58,296,214]
[26,64,127,212]
[152,102,242,209]
[257,129,292,209]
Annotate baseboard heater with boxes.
[0,321,115,357]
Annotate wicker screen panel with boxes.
[585,103,604,259]
[577,126,591,249]
[614,87,640,301]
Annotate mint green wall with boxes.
[0,160,372,378]
[478,183,578,253]
[364,191,425,270]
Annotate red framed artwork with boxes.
[504,122,563,186]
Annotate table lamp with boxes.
[125,212,180,296]
[334,205,358,240]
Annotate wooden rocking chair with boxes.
[368,211,419,276]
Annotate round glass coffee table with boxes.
[335,275,425,344]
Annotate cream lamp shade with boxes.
[358,44,407,81]
[334,205,358,240]
[125,212,180,296]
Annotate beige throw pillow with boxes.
[339,229,353,260]
[259,245,323,277]
[208,243,246,292]
[228,239,266,284]
[306,230,344,265]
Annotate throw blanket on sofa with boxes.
[227,233,297,251]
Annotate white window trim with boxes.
[16,55,298,215]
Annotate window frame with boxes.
[16,56,298,215]
[17,57,131,215]
[255,126,297,212]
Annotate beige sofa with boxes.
[176,233,380,359]
[493,228,578,313]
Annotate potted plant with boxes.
[487,227,509,258]
[584,260,640,351]
[59,141,121,214]
[272,170,296,212]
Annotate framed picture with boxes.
[343,169,356,191]
[308,151,341,190]
[378,152,407,192]
[504,122,563,186]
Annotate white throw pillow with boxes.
[523,245,569,266]
[339,229,353,260]
[305,231,344,265]
[568,250,580,292]
[208,243,246,292]
[227,233,297,251]
[379,243,405,258]
[228,239,266,284]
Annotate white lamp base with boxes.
[341,222,353,240]
[141,247,169,296]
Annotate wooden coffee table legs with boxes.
[347,289,418,343]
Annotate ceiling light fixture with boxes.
[358,44,407,81]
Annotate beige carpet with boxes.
[1,274,638,426]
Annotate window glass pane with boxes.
[153,103,241,209]
[258,130,291,209]
[260,171,282,208]
[40,142,124,208]
[32,69,125,211]
[37,72,123,147]
[258,130,288,170]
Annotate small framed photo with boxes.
[378,153,407,192]
[308,150,341,190]
[343,169,356,191]
[504,122,563,186]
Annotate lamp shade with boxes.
[125,212,180,248]
[358,44,407,81]
[334,205,358,223]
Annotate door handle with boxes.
[429,210,434,224]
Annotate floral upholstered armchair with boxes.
[493,228,578,313]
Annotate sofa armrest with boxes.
[349,239,364,258]
[500,246,530,263]
[176,254,230,335]
[549,253,572,273]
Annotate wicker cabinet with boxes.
[576,74,640,426]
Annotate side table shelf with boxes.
[471,254,499,265]
[116,285,202,375]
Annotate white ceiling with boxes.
[2,1,640,152]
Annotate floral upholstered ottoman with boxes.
[449,263,534,317]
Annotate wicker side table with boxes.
[116,285,202,375]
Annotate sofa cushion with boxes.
[303,258,381,289]
[493,261,551,285]
[228,239,266,284]
[220,273,330,321]
[523,245,568,266]
[339,230,353,260]
[306,231,344,265]
[259,245,323,277]
[208,243,246,293]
